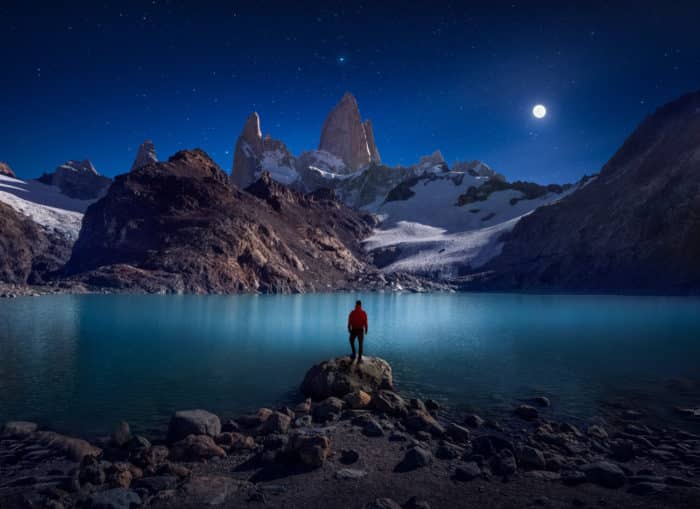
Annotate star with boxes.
[337,56,346,64]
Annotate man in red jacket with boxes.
[347,300,368,363]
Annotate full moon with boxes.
[532,104,547,119]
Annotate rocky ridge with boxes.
[1,356,699,508]
[0,161,16,178]
[130,140,158,172]
[65,149,377,293]
[37,160,111,200]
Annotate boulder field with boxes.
[1,357,699,508]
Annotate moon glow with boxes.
[532,104,547,119]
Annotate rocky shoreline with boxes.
[1,357,699,509]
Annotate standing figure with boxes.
[347,300,368,363]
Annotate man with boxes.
[347,300,368,363]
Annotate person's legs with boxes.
[349,331,357,360]
[357,332,364,362]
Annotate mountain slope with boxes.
[66,149,375,293]
[478,90,700,293]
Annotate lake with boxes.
[1,293,699,437]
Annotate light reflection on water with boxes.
[0,292,699,436]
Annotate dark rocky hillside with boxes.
[65,149,376,293]
[0,202,72,284]
[475,90,700,293]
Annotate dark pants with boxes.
[349,329,364,358]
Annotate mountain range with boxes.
[1,89,699,294]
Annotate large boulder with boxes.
[301,356,393,400]
[34,431,102,461]
[167,409,221,443]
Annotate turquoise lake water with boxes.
[1,293,699,436]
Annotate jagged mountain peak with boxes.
[130,139,158,172]
[0,162,16,178]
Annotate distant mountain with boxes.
[37,159,111,200]
[130,139,158,172]
[66,149,375,293]
[475,89,700,293]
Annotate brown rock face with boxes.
[130,140,158,172]
[0,162,16,178]
[480,89,700,293]
[231,112,263,188]
[66,149,373,293]
[0,201,72,284]
[319,93,378,171]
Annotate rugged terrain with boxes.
[1,357,699,509]
[64,149,378,293]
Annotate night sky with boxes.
[2,1,699,184]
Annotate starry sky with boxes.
[1,1,700,184]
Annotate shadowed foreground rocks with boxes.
[2,357,700,508]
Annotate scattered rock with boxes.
[515,404,539,420]
[34,431,102,461]
[260,411,291,435]
[561,470,587,486]
[454,461,481,481]
[335,468,367,480]
[167,410,221,443]
[132,475,177,494]
[340,449,360,464]
[215,432,255,450]
[111,421,131,447]
[446,422,471,443]
[587,424,609,440]
[395,446,432,472]
[404,496,431,509]
[582,461,626,488]
[425,399,440,412]
[531,396,551,407]
[404,410,445,436]
[170,435,226,461]
[313,397,345,422]
[463,414,485,428]
[374,390,409,417]
[517,446,545,471]
[288,433,330,468]
[294,399,312,414]
[79,455,106,486]
[436,441,465,460]
[344,389,372,409]
[490,449,517,476]
[362,417,384,437]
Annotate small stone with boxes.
[221,419,240,433]
[313,397,345,422]
[425,399,441,412]
[260,412,291,435]
[404,410,445,436]
[490,449,517,476]
[373,390,409,417]
[561,470,587,486]
[294,398,312,415]
[454,461,481,481]
[110,421,131,447]
[362,417,384,437]
[518,445,546,470]
[126,435,151,454]
[79,455,106,486]
[289,433,330,468]
[344,389,372,409]
[436,441,464,460]
[262,434,289,451]
[531,396,551,407]
[335,468,367,480]
[340,449,360,464]
[587,424,609,440]
[582,461,626,488]
[463,414,485,428]
[167,410,221,443]
[170,435,226,461]
[446,422,471,443]
[237,408,273,428]
[132,475,177,493]
[515,404,539,420]
[294,415,313,428]
[395,446,432,472]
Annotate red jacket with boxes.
[348,308,368,332]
